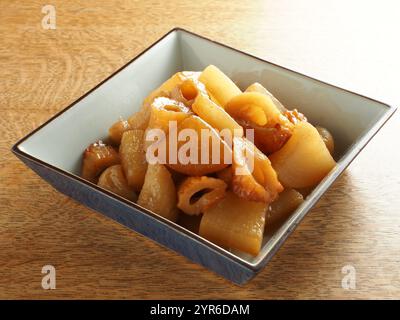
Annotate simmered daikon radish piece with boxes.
[81,141,120,183]
[316,126,335,155]
[269,121,336,188]
[267,188,303,227]
[177,176,227,215]
[109,118,131,145]
[147,97,191,134]
[199,191,267,256]
[97,165,137,202]
[245,82,287,113]
[231,137,283,203]
[166,116,231,176]
[119,130,147,192]
[143,72,187,107]
[198,65,241,107]
[191,93,243,137]
[128,107,151,131]
[137,164,178,222]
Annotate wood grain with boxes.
[1,0,399,299]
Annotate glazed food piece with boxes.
[167,167,187,186]
[177,213,202,234]
[225,92,289,127]
[245,83,308,125]
[143,72,194,108]
[177,176,227,215]
[128,108,151,131]
[170,77,207,107]
[191,93,243,137]
[199,191,267,256]
[284,109,307,125]
[231,137,283,203]
[226,92,294,154]
[128,71,200,131]
[232,140,267,203]
[147,97,191,134]
[180,78,203,100]
[198,65,241,107]
[166,115,231,176]
[243,84,307,153]
[137,164,178,222]
[119,130,147,192]
[81,141,120,183]
[97,165,137,202]
[316,126,335,155]
[240,121,292,155]
[109,118,131,145]
[129,88,179,131]
[269,121,336,188]
[296,186,314,198]
[216,166,233,186]
[245,82,287,113]
[267,188,304,227]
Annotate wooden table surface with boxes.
[1,0,399,299]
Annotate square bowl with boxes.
[12,28,396,284]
